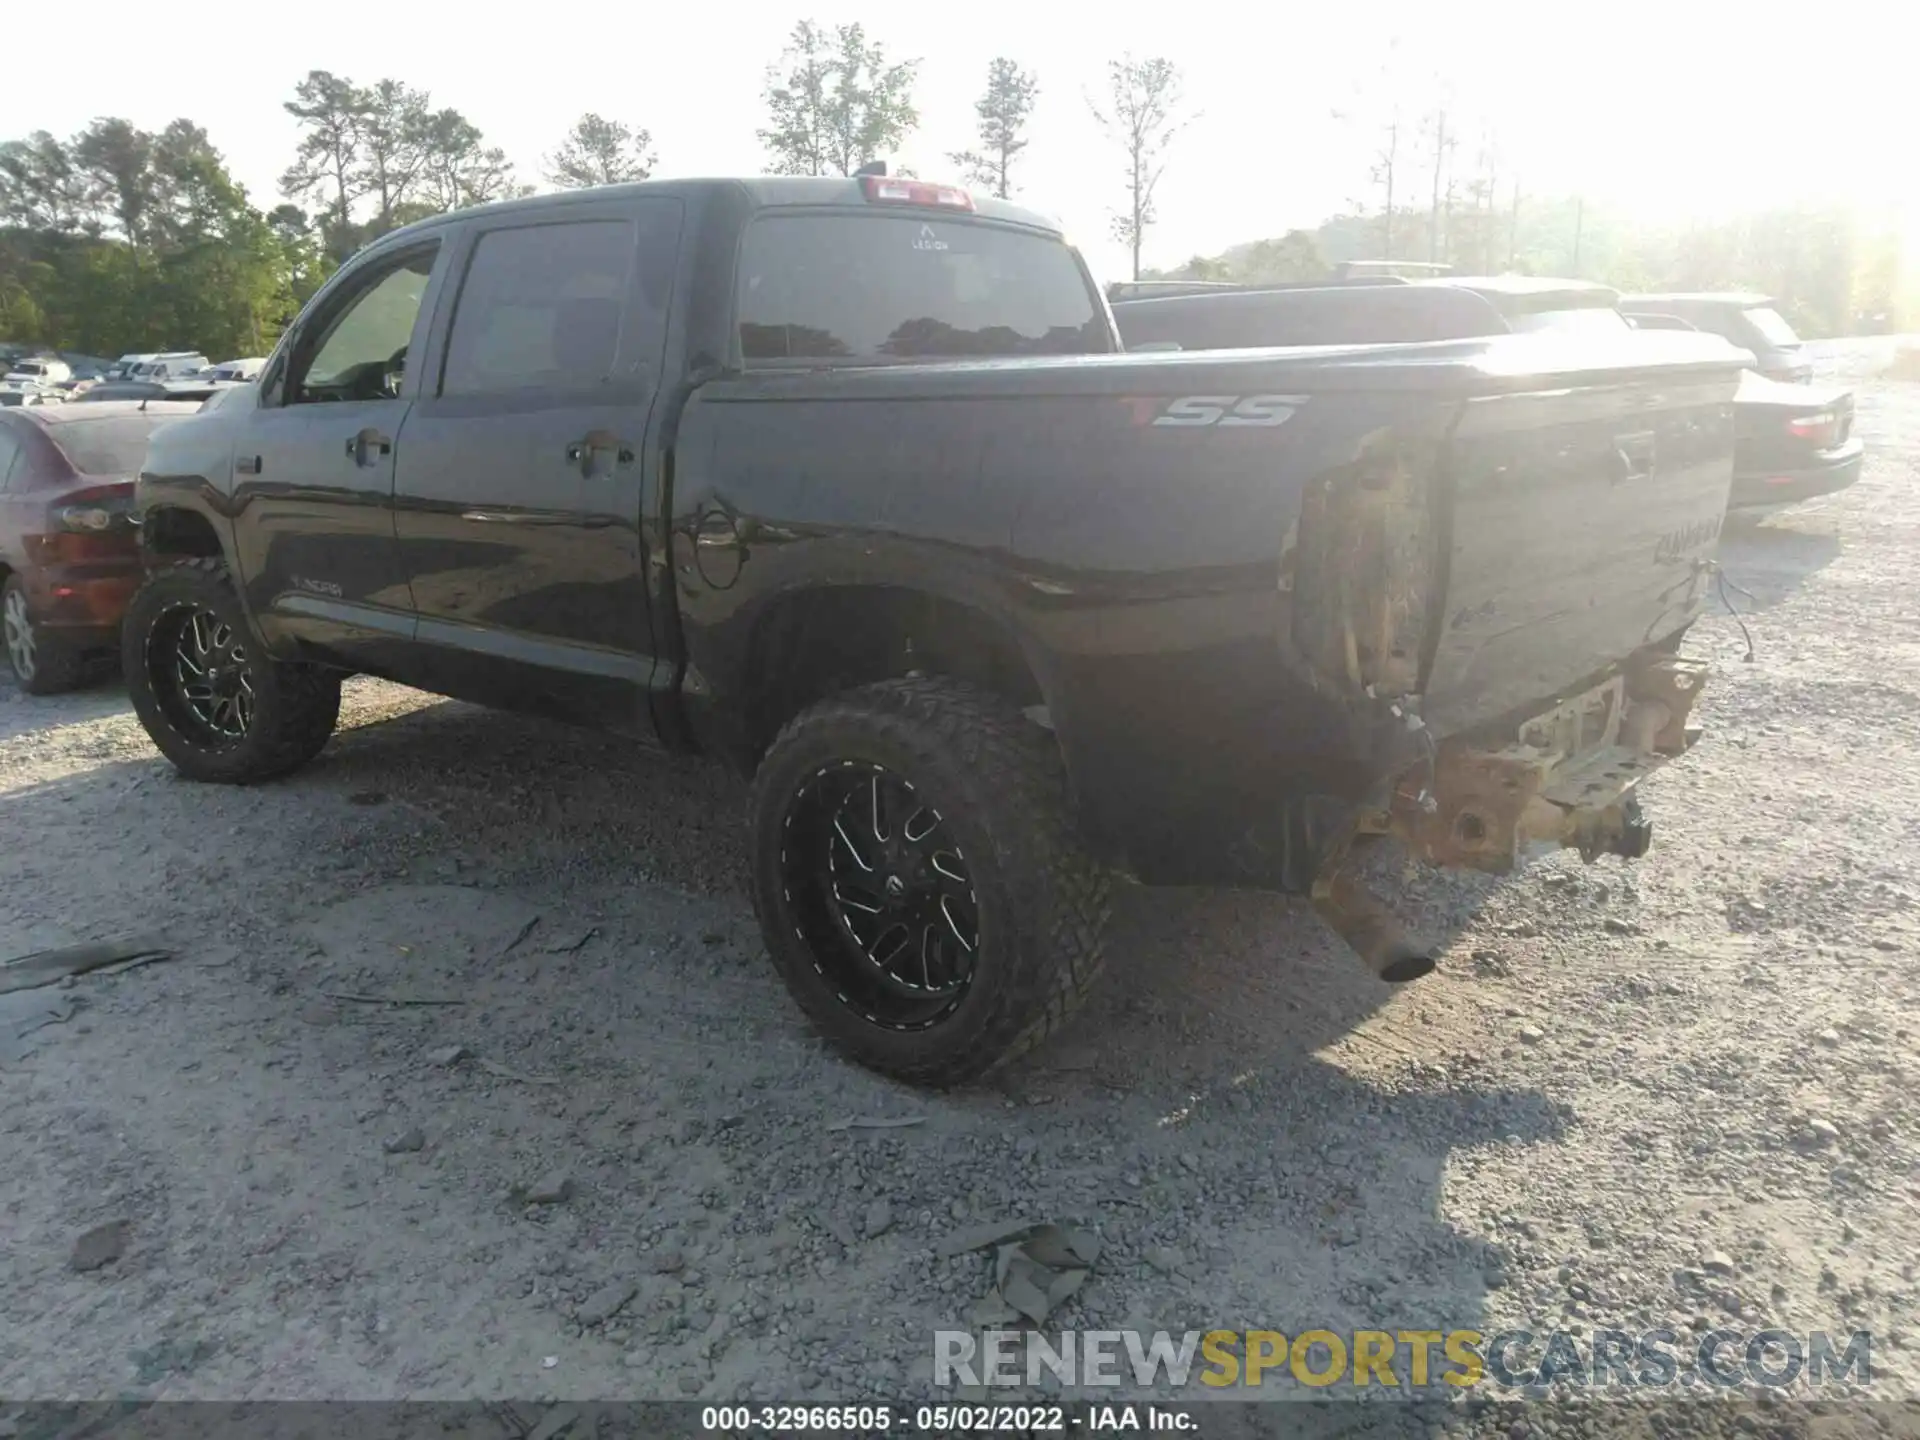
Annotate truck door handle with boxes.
[346,429,392,466]
[565,430,632,475]
[235,454,262,475]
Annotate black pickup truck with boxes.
[125,176,1747,1085]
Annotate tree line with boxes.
[1,28,1906,360]
[0,26,1196,360]
[0,80,675,360]
[1157,161,1906,340]
[1156,89,1910,339]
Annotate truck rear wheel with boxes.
[123,558,342,784]
[749,677,1111,1087]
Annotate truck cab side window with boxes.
[439,220,639,396]
[285,245,439,406]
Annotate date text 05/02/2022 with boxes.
[699,1404,1194,1431]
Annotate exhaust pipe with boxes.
[1312,867,1436,984]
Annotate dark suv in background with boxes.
[1619,293,1813,383]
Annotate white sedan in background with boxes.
[203,357,266,385]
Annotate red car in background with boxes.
[0,401,203,693]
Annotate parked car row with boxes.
[0,348,266,406]
[104,351,209,382]
[1,355,74,408]
[73,378,234,405]
[1106,275,1862,515]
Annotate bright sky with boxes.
[18,0,1915,283]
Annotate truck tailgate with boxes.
[1422,374,1735,734]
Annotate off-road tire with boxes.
[2,574,87,695]
[123,558,342,784]
[749,676,1111,1087]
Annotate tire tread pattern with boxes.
[752,676,1111,1087]
[124,558,341,784]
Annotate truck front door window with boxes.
[736,213,1107,363]
[293,247,438,404]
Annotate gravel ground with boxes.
[2,339,1917,1436]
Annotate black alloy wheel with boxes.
[781,760,980,1031]
[147,600,256,747]
[122,558,341,784]
[748,677,1112,1087]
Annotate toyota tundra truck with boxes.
[124,173,1748,1085]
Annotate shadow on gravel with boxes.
[5,687,1558,1398]
[994,881,1567,1356]
[5,677,1547,1101]
[27,687,1503,1093]
[1716,516,1842,614]
[0,666,128,743]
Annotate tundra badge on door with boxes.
[1653,515,1723,565]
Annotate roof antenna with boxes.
[854,160,887,178]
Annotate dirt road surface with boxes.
[2,340,1916,1436]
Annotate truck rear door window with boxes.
[439,203,681,396]
[441,221,632,395]
[737,213,1107,363]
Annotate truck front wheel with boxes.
[123,558,342,784]
[749,677,1111,1087]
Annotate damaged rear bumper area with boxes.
[1376,653,1707,872]
[1312,651,1709,982]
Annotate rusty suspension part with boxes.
[1382,654,1708,874]
[1305,652,1708,984]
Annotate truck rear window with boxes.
[737,213,1109,363]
